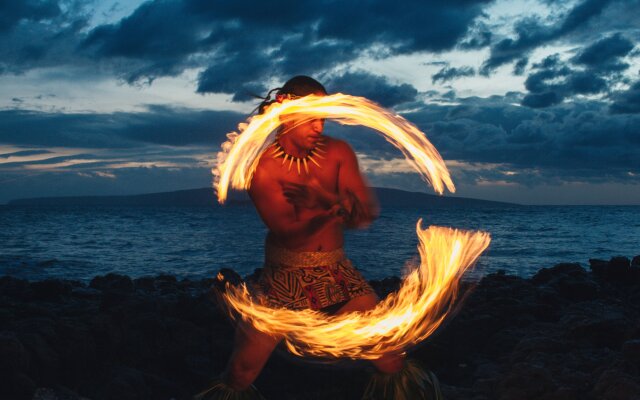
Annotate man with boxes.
[198,76,436,400]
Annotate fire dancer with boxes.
[196,76,441,400]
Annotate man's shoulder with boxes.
[251,146,281,185]
[323,136,355,156]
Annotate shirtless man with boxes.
[199,76,435,400]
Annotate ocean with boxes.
[1,204,638,282]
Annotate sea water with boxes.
[1,204,638,282]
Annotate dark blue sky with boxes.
[1,0,639,204]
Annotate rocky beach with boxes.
[1,256,640,400]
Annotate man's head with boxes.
[278,75,327,99]
[273,76,327,151]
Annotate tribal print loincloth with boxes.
[255,245,375,311]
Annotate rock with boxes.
[532,263,585,285]
[0,331,30,372]
[105,366,153,400]
[0,373,36,400]
[155,274,179,293]
[70,287,101,299]
[589,259,609,276]
[539,387,580,400]
[555,278,598,301]
[156,274,177,283]
[497,363,556,399]
[589,257,633,281]
[622,339,640,363]
[592,369,640,400]
[567,317,628,348]
[133,276,158,292]
[18,332,60,383]
[30,280,72,301]
[609,256,632,281]
[32,387,89,400]
[510,337,568,363]
[632,255,640,267]
[0,276,31,299]
[90,273,134,293]
[609,256,630,269]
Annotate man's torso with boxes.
[252,135,343,251]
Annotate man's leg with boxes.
[336,293,405,373]
[338,293,442,399]
[223,321,281,390]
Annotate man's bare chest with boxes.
[272,159,339,193]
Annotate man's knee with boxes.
[224,359,263,390]
[372,353,405,374]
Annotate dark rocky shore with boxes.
[2,256,640,400]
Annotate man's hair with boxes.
[279,75,327,98]
[258,76,327,114]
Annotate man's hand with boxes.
[281,177,337,210]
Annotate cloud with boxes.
[324,71,418,107]
[0,149,52,158]
[0,105,244,148]
[93,171,116,178]
[521,33,634,108]
[0,0,492,100]
[0,0,61,34]
[458,20,492,49]
[481,0,617,75]
[400,95,640,183]
[572,33,634,72]
[0,0,90,74]
[610,80,640,113]
[431,66,476,84]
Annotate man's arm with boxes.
[335,140,379,228]
[248,165,341,247]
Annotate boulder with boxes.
[497,363,556,399]
[90,273,134,293]
[567,317,628,348]
[592,369,640,400]
[0,331,29,372]
[532,263,586,285]
[0,373,36,400]
[589,257,633,281]
[0,276,31,299]
[622,339,640,363]
[589,259,609,276]
[555,278,598,301]
[30,280,72,301]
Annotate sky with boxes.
[1,0,639,205]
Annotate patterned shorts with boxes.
[255,245,375,311]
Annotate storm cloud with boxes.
[432,66,476,84]
[521,33,636,108]
[3,0,492,98]
[0,106,243,148]
[481,0,619,75]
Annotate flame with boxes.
[212,93,490,359]
[214,94,455,203]
[221,222,490,359]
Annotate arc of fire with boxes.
[212,93,490,359]
[214,94,455,204]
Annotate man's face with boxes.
[281,91,326,150]
[283,117,325,150]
